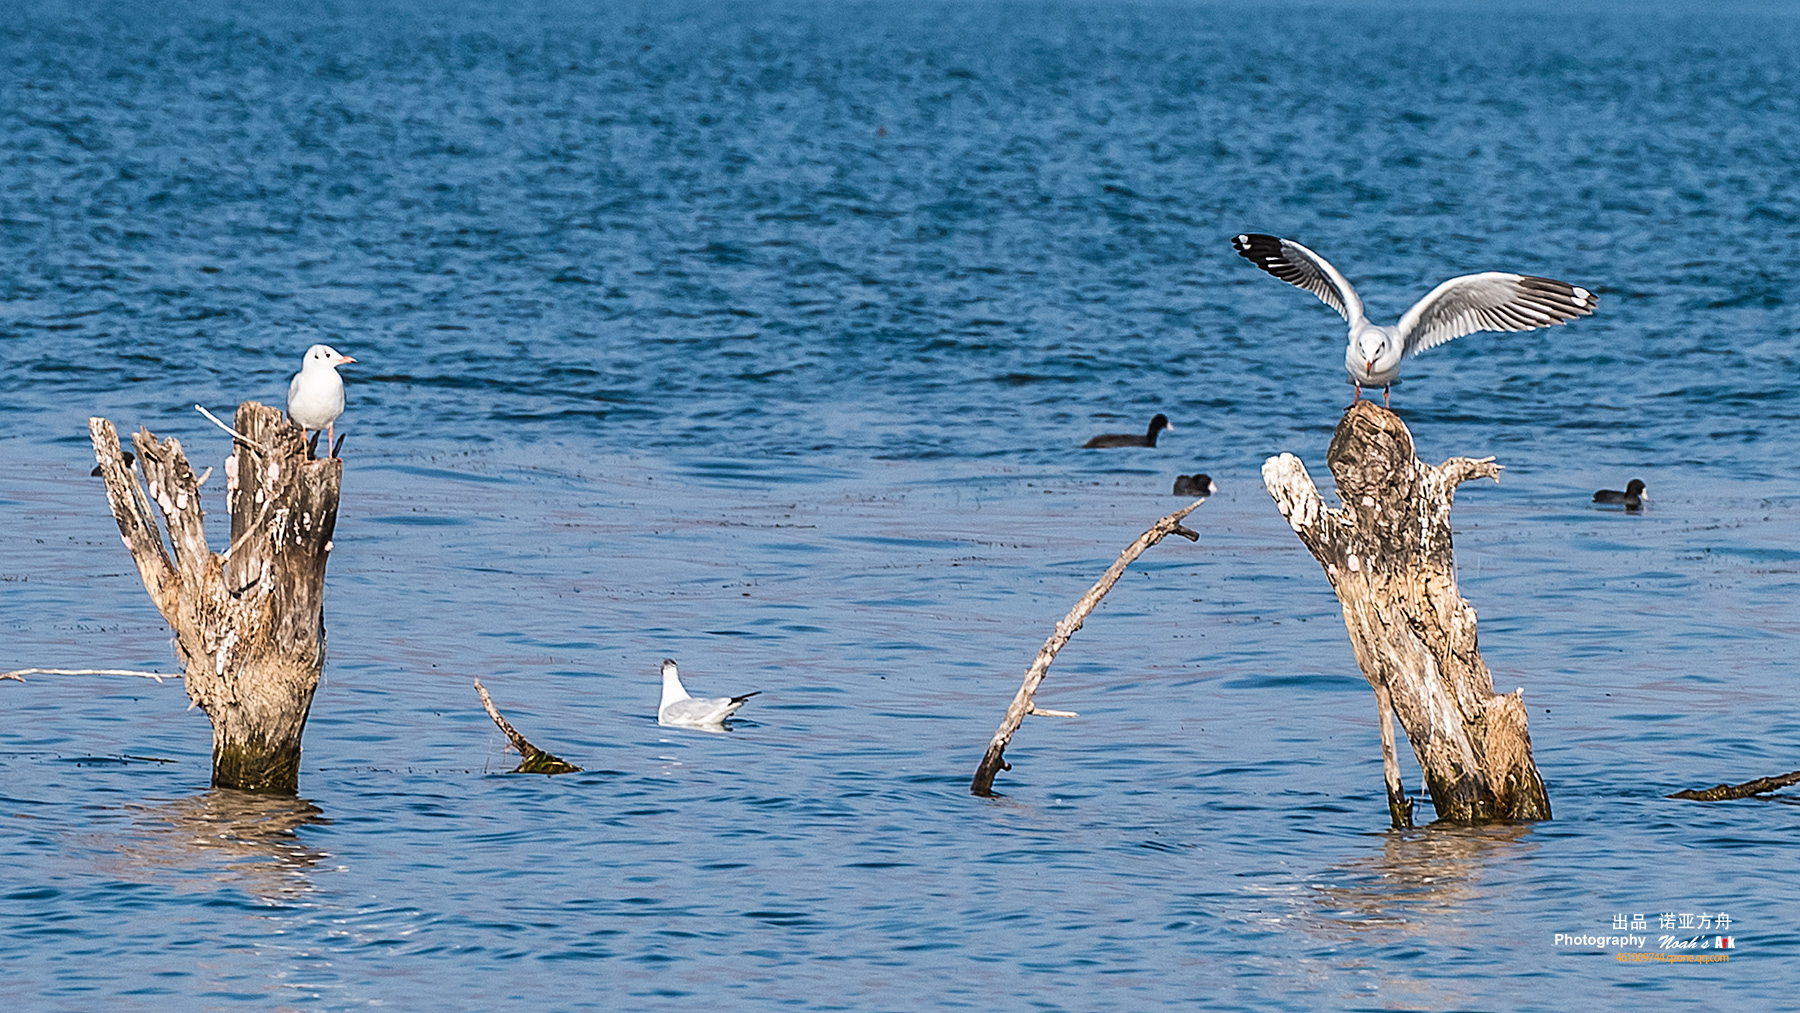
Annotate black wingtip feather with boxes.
[1231,233,1283,262]
[1231,233,1309,285]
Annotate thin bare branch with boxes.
[971,496,1208,796]
[473,679,581,775]
[1,668,178,683]
[195,403,271,453]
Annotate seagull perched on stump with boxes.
[287,344,356,457]
[1231,233,1598,406]
[657,659,760,730]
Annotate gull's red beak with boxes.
[339,355,358,365]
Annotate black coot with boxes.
[1593,479,1647,511]
[1172,474,1216,497]
[1084,414,1172,448]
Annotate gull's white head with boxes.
[303,343,357,369]
[659,658,690,707]
[1354,331,1385,374]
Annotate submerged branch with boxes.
[970,497,1207,797]
[473,678,581,775]
[1669,770,1800,801]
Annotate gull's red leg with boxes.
[1383,385,1391,408]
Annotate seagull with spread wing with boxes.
[1231,233,1598,405]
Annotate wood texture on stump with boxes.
[89,402,340,794]
[1262,402,1551,825]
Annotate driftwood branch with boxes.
[1669,770,1800,801]
[971,498,1207,797]
[89,402,341,794]
[474,679,580,775]
[2,668,178,683]
[1264,402,1550,826]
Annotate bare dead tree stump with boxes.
[1263,402,1551,826]
[89,402,340,794]
[971,499,1206,797]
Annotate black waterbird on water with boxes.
[1593,479,1647,511]
[1084,414,1172,448]
[1172,473,1216,497]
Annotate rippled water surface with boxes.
[3,1,1797,1008]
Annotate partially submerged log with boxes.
[1670,770,1800,801]
[971,498,1206,797]
[1263,402,1550,826]
[474,679,580,775]
[89,402,340,794]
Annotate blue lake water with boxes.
[2,0,1797,1008]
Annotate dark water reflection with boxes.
[102,791,329,904]
[1308,825,1536,942]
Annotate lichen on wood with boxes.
[89,402,340,794]
[1263,401,1551,826]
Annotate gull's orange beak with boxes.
[339,355,358,365]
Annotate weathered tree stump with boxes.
[89,402,340,794]
[1262,402,1551,826]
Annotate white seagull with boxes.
[1232,234,1598,405]
[286,344,357,457]
[657,658,759,730]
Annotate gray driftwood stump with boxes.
[1263,401,1550,826]
[89,402,340,794]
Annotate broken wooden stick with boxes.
[1264,402,1551,826]
[1,668,178,683]
[1669,770,1800,801]
[970,497,1206,797]
[474,678,581,775]
[89,402,340,794]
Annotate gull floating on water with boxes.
[1232,234,1598,405]
[658,659,760,730]
[287,344,356,458]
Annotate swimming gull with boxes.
[1232,233,1598,405]
[287,344,356,458]
[658,659,760,730]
